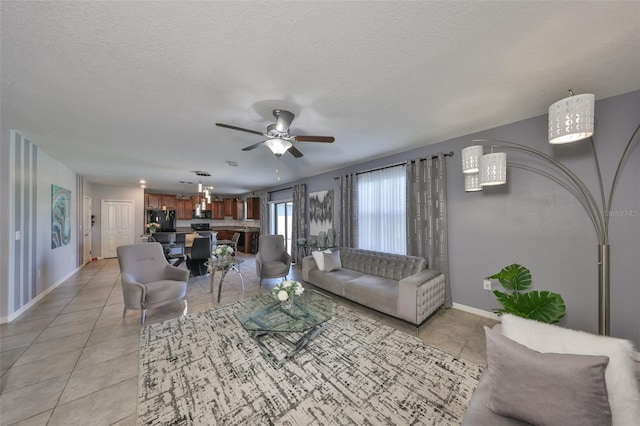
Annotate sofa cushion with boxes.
[485,326,612,426]
[501,314,640,426]
[340,247,426,280]
[344,275,398,317]
[462,370,536,426]
[309,268,363,297]
[323,250,342,272]
[311,249,332,271]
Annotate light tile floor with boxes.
[0,254,496,425]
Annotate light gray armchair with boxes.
[116,243,189,324]
[255,234,291,286]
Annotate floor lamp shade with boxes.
[548,93,595,144]
[479,152,507,186]
[462,145,484,173]
[464,173,482,191]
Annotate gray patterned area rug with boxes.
[138,300,482,425]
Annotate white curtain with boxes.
[357,165,406,254]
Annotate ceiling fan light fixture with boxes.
[264,138,293,157]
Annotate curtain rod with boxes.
[333,151,454,180]
[268,186,293,194]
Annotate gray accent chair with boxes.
[116,242,189,324]
[255,234,291,286]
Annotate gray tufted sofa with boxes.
[301,247,445,325]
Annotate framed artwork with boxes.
[309,190,333,236]
[52,184,72,249]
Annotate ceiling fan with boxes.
[215,109,335,158]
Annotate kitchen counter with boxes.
[173,227,260,254]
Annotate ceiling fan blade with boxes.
[216,123,265,136]
[274,109,295,132]
[241,141,265,151]
[294,135,335,143]
[288,146,304,158]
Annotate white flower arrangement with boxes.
[145,222,161,233]
[272,279,304,302]
[215,244,234,258]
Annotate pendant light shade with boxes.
[479,152,507,186]
[548,93,594,144]
[464,173,483,192]
[461,145,484,174]
[265,138,293,157]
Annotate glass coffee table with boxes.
[235,290,334,368]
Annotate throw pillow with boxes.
[311,249,332,271]
[484,326,612,426]
[501,314,640,426]
[323,250,342,272]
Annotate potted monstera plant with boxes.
[487,263,566,324]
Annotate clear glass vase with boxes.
[280,296,293,310]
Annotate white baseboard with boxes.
[0,266,81,324]
[452,302,500,321]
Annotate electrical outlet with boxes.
[483,279,492,290]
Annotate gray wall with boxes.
[259,91,640,346]
[1,129,80,321]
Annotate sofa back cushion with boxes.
[339,247,426,280]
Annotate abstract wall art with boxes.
[309,190,333,236]
[51,184,71,249]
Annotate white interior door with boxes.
[102,200,134,258]
[83,195,92,264]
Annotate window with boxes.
[270,201,293,255]
[357,165,406,254]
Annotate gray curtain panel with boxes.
[406,153,451,307]
[259,193,269,235]
[339,173,358,248]
[291,183,306,264]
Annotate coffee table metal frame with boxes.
[235,290,333,368]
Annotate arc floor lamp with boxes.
[462,91,640,335]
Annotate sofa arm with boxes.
[398,269,445,324]
[301,256,317,282]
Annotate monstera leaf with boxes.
[487,264,565,324]
[493,290,566,324]
[487,264,531,292]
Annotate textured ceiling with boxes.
[2,1,639,195]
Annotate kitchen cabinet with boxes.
[246,197,260,219]
[239,231,259,254]
[162,195,176,209]
[145,193,162,209]
[192,196,202,210]
[211,200,224,220]
[177,199,191,220]
[223,198,244,218]
[234,199,245,220]
[223,198,233,217]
